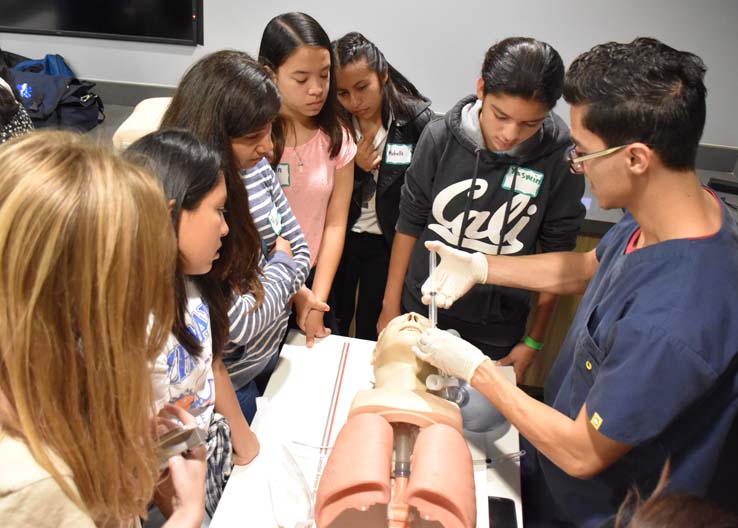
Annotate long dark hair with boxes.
[332,31,428,129]
[162,50,281,305]
[125,129,229,357]
[481,37,564,110]
[258,12,345,166]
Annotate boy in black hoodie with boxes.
[378,37,585,380]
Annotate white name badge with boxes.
[276,163,291,187]
[385,143,413,165]
[501,165,544,197]
[268,205,282,235]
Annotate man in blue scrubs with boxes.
[412,38,738,527]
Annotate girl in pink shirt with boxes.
[259,12,357,347]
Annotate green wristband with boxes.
[524,335,544,351]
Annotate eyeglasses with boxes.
[568,145,627,174]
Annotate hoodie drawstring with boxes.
[455,155,521,319]
[490,166,521,316]
[496,166,520,256]
[456,149,481,248]
[456,151,520,256]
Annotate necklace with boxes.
[291,126,305,174]
[294,146,304,173]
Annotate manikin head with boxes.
[373,313,436,391]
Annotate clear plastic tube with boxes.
[393,423,414,478]
[428,250,450,397]
[425,374,460,392]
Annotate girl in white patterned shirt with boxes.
[126,129,259,517]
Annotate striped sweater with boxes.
[223,158,310,390]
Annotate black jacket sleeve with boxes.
[537,145,586,253]
[395,118,445,237]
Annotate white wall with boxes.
[2,0,737,145]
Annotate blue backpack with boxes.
[14,54,75,77]
[11,54,104,132]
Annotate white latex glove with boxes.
[413,328,489,382]
[420,240,488,309]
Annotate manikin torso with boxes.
[314,313,476,528]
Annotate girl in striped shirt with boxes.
[162,51,325,421]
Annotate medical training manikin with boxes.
[314,312,505,527]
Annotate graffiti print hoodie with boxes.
[397,95,585,348]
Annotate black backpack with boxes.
[11,71,105,132]
[7,52,104,132]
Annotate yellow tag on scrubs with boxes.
[590,412,604,431]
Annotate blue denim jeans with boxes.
[235,379,260,424]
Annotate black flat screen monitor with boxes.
[0,0,203,46]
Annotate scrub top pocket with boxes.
[570,307,606,412]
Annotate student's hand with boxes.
[232,428,260,466]
[271,236,293,259]
[293,287,329,330]
[376,304,401,335]
[155,403,199,441]
[165,448,207,522]
[304,309,331,348]
[355,124,382,172]
[421,240,488,309]
[497,342,537,383]
[158,404,206,526]
[413,328,489,382]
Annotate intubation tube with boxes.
[393,423,416,478]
